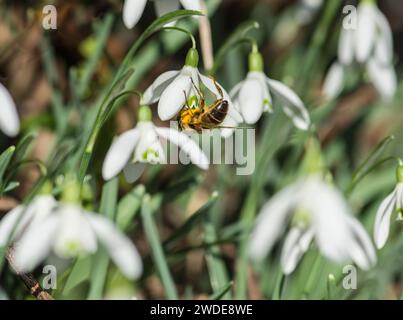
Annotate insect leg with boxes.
[210,76,223,99]
[191,77,204,100]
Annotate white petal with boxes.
[135,122,165,164]
[25,195,58,227]
[123,162,146,183]
[220,108,238,139]
[374,33,393,66]
[0,195,56,246]
[374,189,397,249]
[323,62,344,99]
[249,183,300,260]
[13,214,60,272]
[155,127,209,170]
[280,227,314,274]
[267,78,310,130]
[356,3,377,63]
[256,73,273,112]
[199,73,242,123]
[0,206,25,246]
[338,28,355,65]
[179,0,201,11]
[373,7,393,65]
[302,177,352,263]
[54,206,98,258]
[229,81,243,101]
[367,59,397,99]
[143,71,179,104]
[88,215,143,279]
[102,128,140,180]
[238,77,264,124]
[123,0,148,29]
[158,74,192,121]
[0,83,20,137]
[345,215,376,270]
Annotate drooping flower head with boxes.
[142,48,242,138]
[0,179,143,279]
[323,0,396,99]
[230,45,310,130]
[373,159,403,249]
[102,105,209,183]
[249,138,376,274]
[123,0,201,29]
[0,83,20,137]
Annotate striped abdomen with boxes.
[201,100,228,128]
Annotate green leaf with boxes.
[0,146,16,193]
[163,194,218,250]
[62,256,92,297]
[348,135,395,194]
[141,195,178,299]
[78,9,203,183]
[3,181,20,193]
[87,177,119,299]
[116,184,145,231]
[209,281,233,300]
[210,20,259,75]
[77,14,114,99]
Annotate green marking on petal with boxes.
[263,98,273,112]
[396,160,403,183]
[291,208,311,228]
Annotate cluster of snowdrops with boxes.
[0,0,401,297]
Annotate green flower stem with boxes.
[141,195,178,299]
[235,110,291,299]
[210,20,260,75]
[87,177,118,299]
[77,10,203,184]
[298,0,341,93]
[161,26,197,49]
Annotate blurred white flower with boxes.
[102,106,209,183]
[142,49,242,137]
[123,0,201,29]
[0,83,20,137]
[9,198,142,279]
[295,0,323,25]
[0,195,57,247]
[0,287,7,300]
[374,175,403,249]
[249,175,376,274]
[231,71,310,130]
[324,2,396,99]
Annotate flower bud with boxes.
[185,48,199,68]
[248,51,264,72]
[138,105,152,122]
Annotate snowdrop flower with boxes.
[7,195,142,279]
[249,175,376,274]
[142,48,242,137]
[123,0,201,29]
[323,0,396,99]
[0,195,56,248]
[0,83,20,137]
[230,49,310,130]
[102,105,209,183]
[295,0,323,25]
[373,161,403,249]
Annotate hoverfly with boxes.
[178,78,233,133]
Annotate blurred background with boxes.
[0,0,402,299]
